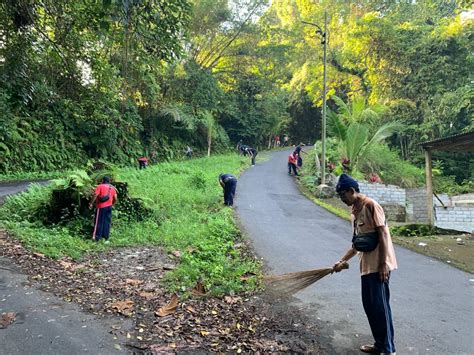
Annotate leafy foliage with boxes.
[0,0,471,191]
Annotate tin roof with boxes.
[420,131,474,152]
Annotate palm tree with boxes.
[327,95,401,171]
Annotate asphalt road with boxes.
[235,149,474,355]
[0,181,125,355]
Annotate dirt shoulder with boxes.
[391,233,474,273]
[0,230,329,353]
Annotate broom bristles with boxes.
[265,263,348,295]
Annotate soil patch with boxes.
[0,231,327,353]
[392,233,474,273]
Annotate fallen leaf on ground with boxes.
[155,293,178,317]
[138,291,156,300]
[59,260,73,269]
[191,281,206,295]
[224,296,242,304]
[32,252,45,258]
[110,299,134,315]
[125,279,144,286]
[0,312,16,329]
[186,305,196,314]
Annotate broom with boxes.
[265,262,349,295]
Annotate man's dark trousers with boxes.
[361,272,396,353]
[223,179,237,206]
[93,206,112,241]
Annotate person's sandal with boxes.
[360,344,380,353]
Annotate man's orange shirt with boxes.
[352,195,398,276]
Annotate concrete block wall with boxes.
[359,182,406,206]
[359,182,406,221]
[353,182,474,231]
[406,188,428,223]
[435,206,474,233]
[405,189,450,222]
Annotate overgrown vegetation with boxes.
[0,154,260,296]
[0,1,471,190]
[390,224,463,237]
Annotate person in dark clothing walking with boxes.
[246,147,257,166]
[288,152,298,176]
[218,173,237,206]
[89,176,118,242]
[333,174,397,355]
[294,143,307,168]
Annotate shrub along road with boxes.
[0,181,127,354]
[235,148,473,355]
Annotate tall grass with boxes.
[0,170,74,182]
[0,154,260,295]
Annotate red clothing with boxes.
[94,184,117,209]
[138,157,148,163]
[288,154,297,165]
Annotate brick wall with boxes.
[359,182,406,221]
[406,188,428,223]
[351,182,474,231]
[405,189,451,222]
[435,206,474,233]
[359,182,406,205]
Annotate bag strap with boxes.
[101,184,111,197]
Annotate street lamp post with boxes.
[302,9,328,185]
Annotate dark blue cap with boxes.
[336,174,359,192]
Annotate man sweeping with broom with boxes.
[333,174,398,355]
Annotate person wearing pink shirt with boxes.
[288,152,298,176]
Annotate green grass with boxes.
[0,170,74,182]
[0,154,261,295]
[297,180,351,221]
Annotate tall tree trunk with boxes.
[207,135,212,157]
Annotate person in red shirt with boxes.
[288,152,298,176]
[89,176,118,242]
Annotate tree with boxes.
[327,95,400,171]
